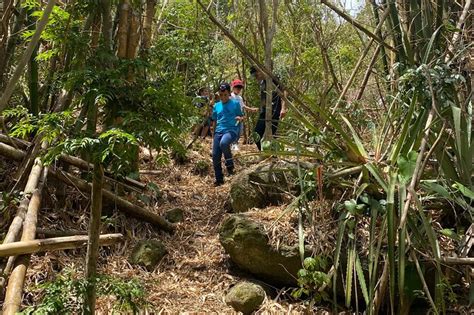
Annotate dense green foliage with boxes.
[0,0,472,313]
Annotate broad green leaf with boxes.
[397,151,418,184]
[452,182,474,200]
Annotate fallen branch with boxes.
[0,234,123,257]
[0,142,174,232]
[0,133,145,191]
[49,169,175,232]
[440,257,474,266]
[36,228,88,238]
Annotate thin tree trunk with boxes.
[259,0,278,142]
[0,0,14,42]
[0,5,27,90]
[28,44,39,116]
[126,9,140,59]
[142,0,156,53]
[90,12,101,51]
[370,0,390,78]
[0,0,56,114]
[100,0,113,52]
[117,0,130,58]
[83,163,104,314]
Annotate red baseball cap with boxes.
[231,79,244,87]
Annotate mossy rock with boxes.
[229,161,315,213]
[165,207,184,223]
[219,214,309,286]
[225,282,265,314]
[129,240,167,271]
[192,160,210,176]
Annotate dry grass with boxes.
[8,140,316,313]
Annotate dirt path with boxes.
[19,142,307,313]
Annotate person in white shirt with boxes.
[230,79,258,150]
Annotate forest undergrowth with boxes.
[1,140,319,313]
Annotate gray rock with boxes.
[225,282,265,314]
[229,161,314,213]
[129,240,167,271]
[220,214,308,286]
[165,207,184,223]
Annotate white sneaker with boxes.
[231,144,239,151]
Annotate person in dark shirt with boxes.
[250,66,287,151]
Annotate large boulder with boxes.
[129,240,167,271]
[225,281,265,314]
[220,214,308,286]
[229,160,314,213]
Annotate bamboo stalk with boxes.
[49,169,175,232]
[0,0,56,114]
[0,234,123,258]
[83,163,104,314]
[0,142,174,231]
[0,134,145,190]
[2,166,47,315]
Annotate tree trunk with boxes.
[100,0,113,52]
[258,0,278,143]
[90,12,101,51]
[83,163,104,315]
[28,44,39,116]
[142,0,156,53]
[117,0,130,58]
[126,7,140,83]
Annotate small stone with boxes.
[225,282,265,314]
[129,240,167,271]
[165,208,184,223]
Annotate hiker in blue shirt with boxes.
[211,83,244,186]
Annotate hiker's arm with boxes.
[280,90,288,118]
[243,104,258,113]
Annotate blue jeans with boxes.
[212,131,238,182]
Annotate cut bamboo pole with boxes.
[50,169,175,232]
[2,166,47,315]
[0,234,123,257]
[0,133,145,190]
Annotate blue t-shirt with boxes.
[212,98,243,134]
